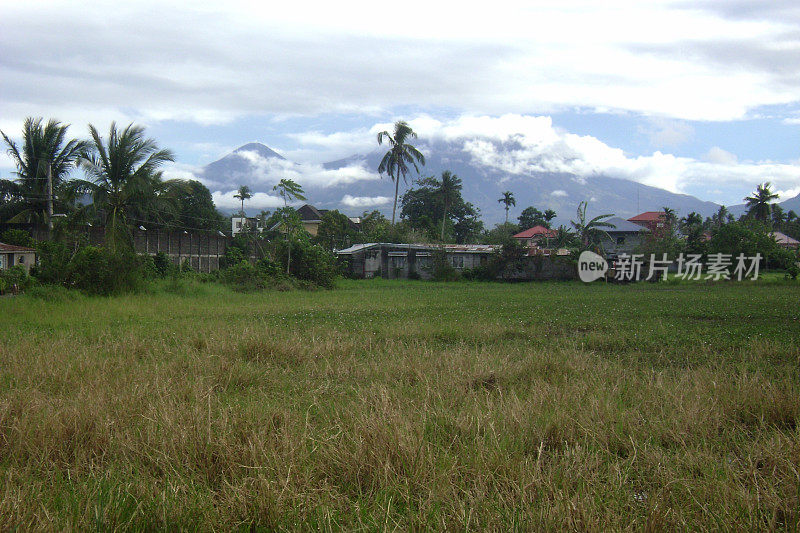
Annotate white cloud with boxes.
[211,190,284,211]
[703,147,739,165]
[639,118,695,147]
[358,113,800,203]
[551,190,568,197]
[341,195,392,208]
[2,0,800,127]
[776,187,800,200]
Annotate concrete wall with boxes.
[0,251,36,273]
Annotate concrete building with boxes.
[0,242,36,273]
[600,217,649,259]
[336,243,499,279]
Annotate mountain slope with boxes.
[198,141,723,224]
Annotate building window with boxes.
[616,236,625,246]
[451,255,464,269]
[18,255,25,264]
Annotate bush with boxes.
[33,241,71,285]
[153,252,177,278]
[24,284,78,302]
[431,249,460,282]
[220,261,266,292]
[66,246,142,295]
[0,265,30,294]
[275,239,339,288]
[0,229,35,248]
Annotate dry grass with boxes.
[0,279,798,530]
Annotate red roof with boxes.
[513,225,557,239]
[0,242,36,252]
[628,211,666,222]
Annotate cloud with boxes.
[358,114,800,204]
[704,147,738,165]
[639,118,695,147]
[551,190,568,197]
[211,190,284,211]
[3,0,800,127]
[341,195,392,208]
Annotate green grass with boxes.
[1,279,799,530]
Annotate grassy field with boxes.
[1,279,799,530]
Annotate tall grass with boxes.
[0,280,798,529]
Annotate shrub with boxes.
[152,252,177,277]
[0,265,30,294]
[66,246,142,295]
[275,239,339,288]
[34,241,71,285]
[0,229,35,248]
[431,249,460,282]
[220,261,266,292]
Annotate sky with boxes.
[2,0,800,210]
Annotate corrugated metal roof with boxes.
[605,217,649,233]
[513,225,557,239]
[336,243,500,254]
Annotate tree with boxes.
[712,205,732,228]
[377,121,425,226]
[438,171,461,240]
[744,182,778,222]
[234,185,252,216]
[358,210,391,242]
[273,178,306,274]
[74,122,175,253]
[518,206,556,229]
[570,201,615,250]
[662,207,677,227]
[498,191,515,223]
[552,225,577,249]
[771,204,786,226]
[400,176,482,243]
[316,210,354,251]
[173,180,226,231]
[0,117,86,225]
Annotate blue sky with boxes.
[2,0,799,209]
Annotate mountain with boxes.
[198,141,723,224]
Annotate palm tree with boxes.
[438,170,462,240]
[570,201,615,250]
[744,182,778,222]
[377,121,425,226]
[712,205,730,227]
[498,191,515,223]
[74,122,175,253]
[273,178,306,274]
[1,117,86,226]
[234,185,252,216]
[552,225,576,249]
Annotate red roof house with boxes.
[627,211,667,233]
[0,242,37,274]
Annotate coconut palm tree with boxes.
[498,191,515,223]
[234,185,252,216]
[0,117,86,225]
[744,182,778,222]
[377,121,425,226]
[570,201,615,250]
[74,122,175,253]
[438,170,461,240]
[273,178,306,274]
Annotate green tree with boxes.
[316,210,354,251]
[438,171,461,240]
[400,176,482,243]
[570,201,614,250]
[0,117,86,225]
[518,206,556,229]
[234,185,252,216]
[498,191,515,223]
[377,121,426,226]
[358,210,391,242]
[74,122,175,253]
[273,178,306,274]
[173,180,226,231]
[744,182,778,222]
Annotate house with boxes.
[628,211,667,233]
[512,225,558,247]
[271,205,360,236]
[231,216,266,236]
[336,243,499,279]
[0,242,36,273]
[600,217,649,259]
[771,231,800,250]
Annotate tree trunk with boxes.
[440,204,448,241]
[391,173,400,226]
